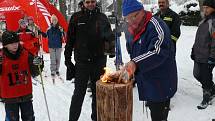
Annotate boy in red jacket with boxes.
[0,31,43,121]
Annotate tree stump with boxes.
[96,79,133,121]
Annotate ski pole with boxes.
[113,0,123,71]
[38,64,51,121]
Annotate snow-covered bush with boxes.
[178,0,201,26]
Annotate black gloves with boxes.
[33,56,43,65]
[65,61,75,80]
[32,56,44,76]
[208,57,215,65]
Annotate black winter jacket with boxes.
[191,12,215,63]
[64,7,115,63]
[155,8,181,43]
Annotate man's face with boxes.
[84,0,96,10]
[203,6,215,16]
[158,0,169,11]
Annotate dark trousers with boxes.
[5,100,35,121]
[69,57,106,121]
[147,100,170,121]
[193,62,215,90]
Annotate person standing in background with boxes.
[17,19,39,57]
[46,14,64,80]
[64,0,115,120]
[26,16,47,56]
[191,0,215,109]
[154,0,181,55]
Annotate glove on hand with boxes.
[33,56,43,65]
[208,57,215,65]
[65,61,75,80]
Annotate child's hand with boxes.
[33,56,43,65]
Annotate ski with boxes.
[51,76,55,84]
[57,75,64,83]
[48,75,64,84]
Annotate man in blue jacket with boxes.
[121,0,178,120]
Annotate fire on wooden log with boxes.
[96,67,133,121]
[100,67,130,84]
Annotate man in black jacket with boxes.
[64,0,115,120]
[154,0,181,55]
[191,0,215,109]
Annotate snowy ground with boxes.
[0,25,215,121]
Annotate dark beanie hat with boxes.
[2,31,19,46]
[203,0,215,9]
[122,0,144,16]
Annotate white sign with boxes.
[0,5,21,12]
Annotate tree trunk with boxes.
[96,80,133,121]
[73,0,77,13]
[59,0,67,20]
[68,0,72,15]
[198,0,204,17]
[198,0,203,11]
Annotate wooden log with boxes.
[96,79,133,121]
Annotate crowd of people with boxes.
[0,0,215,121]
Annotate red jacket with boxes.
[0,49,32,98]
[17,28,39,56]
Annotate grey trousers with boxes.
[49,48,62,75]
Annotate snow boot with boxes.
[56,71,60,76]
[51,73,55,84]
[209,84,215,100]
[197,89,211,109]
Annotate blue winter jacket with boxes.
[47,24,63,48]
[129,16,178,102]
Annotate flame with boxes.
[101,67,112,83]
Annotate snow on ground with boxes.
[1,25,215,121]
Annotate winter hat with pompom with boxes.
[2,31,19,46]
[203,0,215,9]
[122,0,144,16]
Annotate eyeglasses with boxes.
[85,0,96,4]
[125,12,139,24]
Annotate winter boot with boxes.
[197,89,211,109]
[56,71,60,76]
[209,84,215,100]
